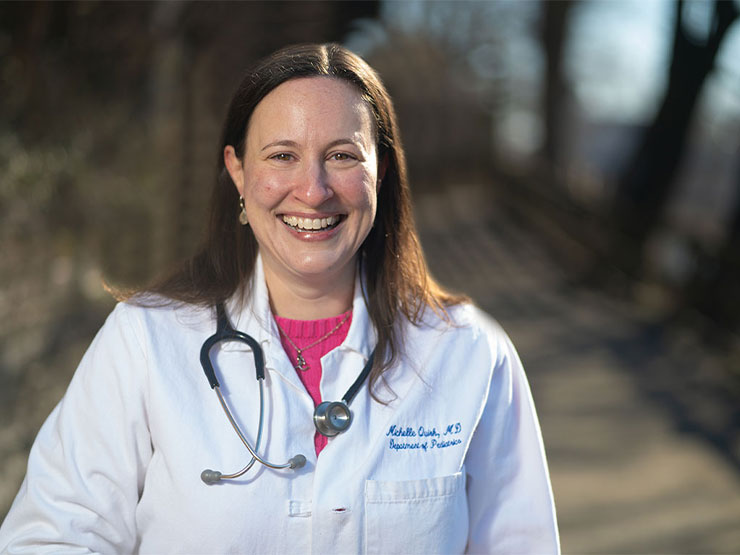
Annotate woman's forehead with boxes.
[245,77,375,147]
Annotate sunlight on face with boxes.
[227,77,380,289]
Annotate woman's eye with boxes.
[271,153,294,161]
[330,152,356,161]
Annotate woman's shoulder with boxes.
[107,296,214,342]
[411,302,515,362]
[416,301,506,336]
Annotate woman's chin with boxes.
[262,250,357,284]
[290,257,355,281]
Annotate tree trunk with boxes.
[611,0,738,276]
[541,0,574,170]
[688,152,740,331]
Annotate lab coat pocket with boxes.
[364,471,468,555]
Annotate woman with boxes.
[0,43,558,553]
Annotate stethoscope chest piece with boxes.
[314,401,352,437]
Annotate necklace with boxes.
[275,312,351,371]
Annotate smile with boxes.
[281,215,343,232]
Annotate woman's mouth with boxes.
[281,214,343,232]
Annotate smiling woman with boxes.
[224,77,380,319]
[0,44,559,554]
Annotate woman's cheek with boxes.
[246,176,284,204]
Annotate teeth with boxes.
[282,215,339,230]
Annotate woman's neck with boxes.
[262,260,355,320]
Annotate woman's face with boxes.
[225,77,381,288]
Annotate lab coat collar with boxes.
[343,265,377,359]
[227,254,277,347]
[223,253,376,368]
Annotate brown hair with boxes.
[132,43,466,397]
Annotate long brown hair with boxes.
[132,43,466,397]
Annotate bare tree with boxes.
[611,0,739,276]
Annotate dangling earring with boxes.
[238,197,249,226]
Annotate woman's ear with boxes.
[224,145,245,196]
[377,153,389,188]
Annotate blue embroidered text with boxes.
[387,422,462,452]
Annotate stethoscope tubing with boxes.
[200,303,373,483]
[212,382,273,476]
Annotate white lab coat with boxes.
[0,257,559,554]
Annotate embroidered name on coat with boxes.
[385,423,462,452]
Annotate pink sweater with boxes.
[274,310,352,456]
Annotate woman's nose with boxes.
[293,163,334,206]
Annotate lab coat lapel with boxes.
[319,270,422,454]
[317,268,376,404]
[226,255,308,396]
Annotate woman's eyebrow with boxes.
[325,138,361,149]
[260,138,361,152]
[261,140,299,152]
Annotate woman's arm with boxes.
[465,322,560,554]
[0,304,153,553]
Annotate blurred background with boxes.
[2,0,740,551]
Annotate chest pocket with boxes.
[364,471,468,555]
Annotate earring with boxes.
[238,197,249,226]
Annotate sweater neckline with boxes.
[273,309,353,340]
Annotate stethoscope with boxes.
[199,303,374,485]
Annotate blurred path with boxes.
[416,185,740,554]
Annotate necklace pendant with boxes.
[296,352,309,371]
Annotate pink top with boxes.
[274,310,352,456]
